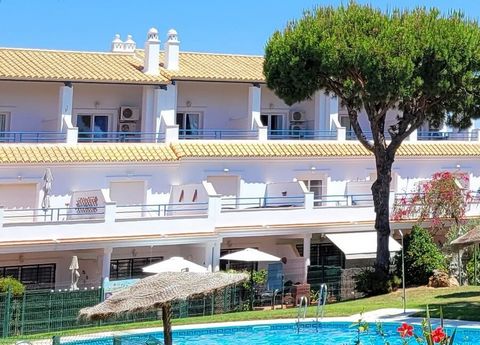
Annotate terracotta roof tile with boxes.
[2,142,480,164]
[171,142,480,159]
[0,48,169,84]
[0,144,177,164]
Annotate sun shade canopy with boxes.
[220,248,281,262]
[142,257,208,273]
[326,232,402,260]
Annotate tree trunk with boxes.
[372,152,394,277]
[162,303,173,345]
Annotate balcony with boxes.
[0,131,67,143]
[417,130,479,141]
[267,129,337,140]
[77,131,165,143]
[178,129,258,140]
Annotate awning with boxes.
[326,232,402,260]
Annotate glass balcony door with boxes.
[261,114,284,137]
[77,114,110,141]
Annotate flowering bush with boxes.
[392,171,472,231]
[394,306,456,345]
[351,307,455,345]
[396,321,454,344]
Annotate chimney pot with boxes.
[164,28,180,71]
[123,34,136,53]
[143,27,160,75]
[111,34,124,53]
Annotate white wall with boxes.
[0,81,59,131]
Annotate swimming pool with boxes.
[66,321,480,345]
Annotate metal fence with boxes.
[0,286,243,339]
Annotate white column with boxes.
[157,84,179,142]
[329,94,339,130]
[204,242,214,272]
[314,91,328,132]
[100,247,113,283]
[212,239,222,272]
[303,234,312,284]
[58,83,73,132]
[141,86,155,133]
[248,84,261,130]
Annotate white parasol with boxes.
[220,248,280,310]
[143,257,208,273]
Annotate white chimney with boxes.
[111,34,124,53]
[143,27,160,75]
[164,29,180,71]
[123,34,136,53]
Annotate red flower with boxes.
[431,326,446,343]
[397,323,414,338]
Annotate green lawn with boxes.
[4,286,480,342]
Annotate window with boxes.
[0,113,9,132]
[0,112,10,141]
[76,114,110,141]
[109,256,163,280]
[301,179,323,206]
[176,112,202,136]
[261,114,284,136]
[0,264,56,290]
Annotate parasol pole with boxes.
[249,262,254,311]
[475,244,478,286]
[162,303,173,345]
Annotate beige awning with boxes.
[326,232,402,260]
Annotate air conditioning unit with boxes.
[290,122,307,138]
[119,106,140,121]
[119,122,138,133]
[290,123,307,131]
[290,111,305,122]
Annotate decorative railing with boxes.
[267,129,337,140]
[314,194,374,207]
[0,131,67,143]
[178,129,258,140]
[417,130,478,141]
[3,206,106,223]
[115,202,209,218]
[221,196,305,210]
[77,131,165,143]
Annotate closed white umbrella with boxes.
[41,168,53,210]
[220,248,280,310]
[69,256,80,291]
[143,257,208,273]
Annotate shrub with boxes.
[354,268,401,296]
[396,226,447,286]
[0,277,25,296]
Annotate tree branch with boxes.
[347,106,374,152]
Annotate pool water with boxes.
[67,322,480,345]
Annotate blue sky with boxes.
[0,0,478,55]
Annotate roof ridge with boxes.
[135,48,264,58]
[0,47,134,56]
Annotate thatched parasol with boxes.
[451,225,480,248]
[79,271,247,345]
[451,225,480,285]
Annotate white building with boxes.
[0,28,479,299]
